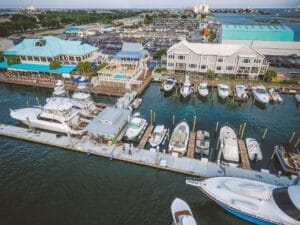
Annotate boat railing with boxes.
[185,176,205,187]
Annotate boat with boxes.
[198,82,209,98]
[148,125,167,147]
[195,130,210,157]
[218,125,240,167]
[269,88,283,103]
[217,84,229,100]
[130,97,142,110]
[10,97,87,135]
[234,84,248,101]
[53,80,67,97]
[252,85,270,104]
[295,94,300,104]
[245,138,263,161]
[186,176,300,225]
[124,114,147,142]
[169,121,190,156]
[171,198,197,225]
[180,75,193,98]
[163,76,176,93]
[274,144,300,174]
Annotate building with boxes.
[194,4,209,14]
[162,40,269,78]
[220,25,294,42]
[0,38,14,52]
[65,24,102,38]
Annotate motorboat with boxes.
[169,121,190,156]
[171,198,197,225]
[148,125,167,147]
[198,82,209,98]
[10,97,87,135]
[234,84,248,101]
[53,80,67,97]
[218,125,240,167]
[163,76,176,93]
[252,85,270,104]
[245,138,263,161]
[186,176,300,225]
[274,144,300,175]
[269,88,283,103]
[180,75,193,98]
[217,84,229,100]
[124,114,147,141]
[195,130,210,157]
[295,94,300,104]
[130,97,142,110]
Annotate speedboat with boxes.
[53,80,67,97]
[171,198,197,225]
[124,114,147,141]
[234,84,248,101]
[169,121,190,156]
[186,176,300,225]
[218,125,240,167]
[180,75,193,98]
[198,82,209,98]
[148,125,167,147]
[274,144,300,175]
[252,85,270,104]
[295,94,300,104]
[217,84,229,100]
[245,138,263,161]
[195,130,210,157]
[269,88,283,103]
[130,97,142,110]
[163,76,176,93]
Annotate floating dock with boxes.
[238,139,251,170]
[137,125,154,149]
[187,132,196,158]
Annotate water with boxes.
[0,82,300,225]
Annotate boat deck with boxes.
[187,132,196,158]
[137,125,154,149]
[238,139,251,170]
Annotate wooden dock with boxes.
[137,125,154,149]
[238,139,251,170]
[187,132,196,158]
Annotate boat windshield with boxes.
[129,121,141,129]
[166,80,174,85]
[220,87,228,91]
[256,88,267,94]
[200,86,207,89]
[273,187,300,221]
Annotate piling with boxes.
[26,100,29,107]
[295,137,300,148]
[192,116,197,132]
[215,121,219,133]
[238,124,243,137]
[240,123,247,139]
[150,109,153,125]
[153,111,156,123]
[262,128,268,140]
[271,147,276,160]
[289,132,296,143]
[172,115,175,126]
[35,97,40,106]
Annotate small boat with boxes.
[186,176,300,225]
[171,198,197,225]
[124,114,147,142]
[195,130,210,157]
[295,94,300,104]
[274,144,300,174]
[245,138,263,161]
[180,75,193,98]
[130,97,142,109]
[169,121,190,156]
[269,88,283,103]
[148,125,167,147]
[252,85,270,104]
[198,82,208,98]
[53,80,67,97]
[217,84,229,99]
[234,84,248,101]
[163,76,176,93]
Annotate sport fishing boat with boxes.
[274,144,300,175]
[163,76,176,93]
[195,130,210,157]
[124,114,147,142]
[218,125,240,167]
[252,85,270,104]
[234,84,248,101]
[269,88,283,103]
[217,84,229,100]
[245,138,263,161]
[171,198,197,225]
[169,121,190,156]
[186,176,300,225]
[198,82,209,98]
[180,75,193,98]
[53,80,67,97]
[148,125,167,147]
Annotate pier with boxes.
[187,132,196,158]
[238,139,251,170]
[137,125,154,149]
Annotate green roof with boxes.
[221,25,294,42]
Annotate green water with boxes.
[0,83,299,225]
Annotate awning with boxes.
[115,51,142,60]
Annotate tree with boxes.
[77,61,94,75]
[96,62,108,71]
[204,70,216,80]
[50,61,61,70]
[153,48,167,60]
[6,56,20,65]
[208,30,216,43]
[264,69,277,82]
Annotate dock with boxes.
[137,125,154,149]
[238,139,251,170]
[187,132,196,158]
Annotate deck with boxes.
[137,125,154,149]
[187,132,196,158]
[238,139,251,170]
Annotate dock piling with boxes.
[192,116,197,132]
[289,132,296,143]
[35,97,40,106]
[295,137,300,148]
[26,100,29,107]
[238,124,242,137]
[150,109,153,125]
[262,128,268,140]
[153,111,156,123]
[172,115,175,126]
[215,121,219,133]
[240,123,247,139]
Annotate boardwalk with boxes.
[238,139,251,170]
[187,132,196,158]
[137,125,154,149]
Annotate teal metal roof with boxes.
[3,36,98,57]
[221,25,294,42]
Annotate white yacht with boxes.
[53,80,67,97]
[234,84,248,101]
[124,115,147,141]
[195,130,210,157]
[163,77,176,93]
[217,84,229,100]
[180,75,193,98]
[169,121,190,156]
[245,138,263,161]
[148,125,167,147]
[171,198,197,225]
[186,177,300,225]
[295,94,300,104]
[10,97,87,135]
[218,125,240,167]
[252,85,270,104]
[269,88,283,103]
[198,82,208,98]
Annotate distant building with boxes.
[162,40,269,79]
[0,38,14,52]
[194,4,209,14]
[65,24,101,38]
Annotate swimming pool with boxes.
[114,74,128,80]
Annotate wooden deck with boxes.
[187,132,196,158]
[137,125,154,149]
[238,139,251,170]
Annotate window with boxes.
[201,56,207,61]
[217,57,224,62]
[20,56,26,60]
[226,66,234,71]
[254,59,261,64]
[34,57,39,61]
[69,56,74,61]
[27,56,33,61]
[76,57,81,61]
[189,64,197,68]
[168,63,174,67]
[243,58,250,63]
[200,65,207,70]
[168,55,175,59]
[47,57,52,62]
[178,55,185,60]
[216,66,222,71]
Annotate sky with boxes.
[0,0,299,9]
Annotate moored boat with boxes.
[274,144,300,175]
[130,97,142,110]
[269,88,283,103]
[180,75,193,98]
[217,84,229,99]
[198,82,208,98]
[148,125,167,147]
[295,94,300,104]
[53,80,67,97]
[195,130,210,157]
[234,84,248,101]
[169,121,190,156]
[124,114,147,142]
[252,85,270,104]
[245,138,263,161]
[171,198,197,225]
[163,76,176,93]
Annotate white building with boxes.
[163,40,269,79]
[194,4,209,14]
